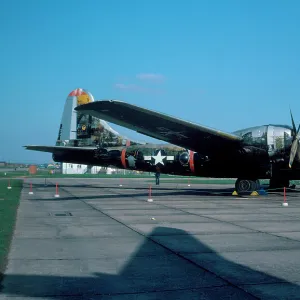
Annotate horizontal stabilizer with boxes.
[24,145,96,154]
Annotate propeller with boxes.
[289,110,300,168]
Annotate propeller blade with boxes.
[297,124,300,135]
[289,138,299,168]
[290,109,297,137]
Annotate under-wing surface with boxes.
[25,89,300,193]
[75,100,243,155]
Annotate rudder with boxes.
[56,88,138,148]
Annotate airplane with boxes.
[25,88,300,193]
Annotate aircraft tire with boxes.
[235,179,258,193]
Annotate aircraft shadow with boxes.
[27,187,243,202]
[28,182,195,191]
[24,181,300,195]
[26,183,300,201]
[1,227,299,299]
[27,182,226,190]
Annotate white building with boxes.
[62,163,116,175]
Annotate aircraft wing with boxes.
[75,100,242,155]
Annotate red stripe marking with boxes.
[189,150,195,173]
[121,149,127,169]
[69,90,76,96]
[69,88,87,96]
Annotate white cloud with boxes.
[136,73,165,82]
[114,83,165,94]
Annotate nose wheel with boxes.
[235,179,260,193]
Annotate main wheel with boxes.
[235,179,259,193]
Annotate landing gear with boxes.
[235,179,260,193]
[269,178,289,190]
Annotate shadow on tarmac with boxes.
[26,187,242,202]
[27,187,300,202]
[23,179,300,204]
[1,227,300,299]
[27,182,230,191]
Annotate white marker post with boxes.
[7,179,12,190]
[54,183,60,198]
[147,185,153,202]
[282,187,288,207]
[28,183,34,195]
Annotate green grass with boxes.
[2,169,300,187]
[0,170,177,179]
[0,179,22,280]
[0,171,31,178]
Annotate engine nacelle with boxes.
[179,152,189,165]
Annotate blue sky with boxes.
[1,0,300,163]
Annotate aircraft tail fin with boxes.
[56,88,143,148]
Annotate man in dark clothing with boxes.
[155,166,161,185]
[155,172,160,185]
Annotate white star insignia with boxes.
[152,150,166,165]
[144,151,174,165]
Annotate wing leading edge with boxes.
[75,100,242,155]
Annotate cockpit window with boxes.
[284,131,292,147]
[242,132,253,144]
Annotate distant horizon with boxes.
[0,161,61,165]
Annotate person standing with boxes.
[155,166,161,185]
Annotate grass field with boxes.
[0,171,270,185]
[0,179,22,281]
[0,169,186,179]
[1,168,300,186]
[0,169,155,178]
